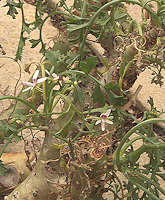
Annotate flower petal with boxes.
[101,123,106,131]
[52,73,59,80]
[33,70,39,81]
[23,81,34,87]
[104,109,111,117]
[22,87,32,92]
[45,69,50,76]
[95,120,101,125]
[36,77,48,84]
[105,120,113,125]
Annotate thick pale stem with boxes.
[5,133,60,200]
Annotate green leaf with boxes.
[0,95,39,113]
[3,0,22,8]
[147,97,154,109]
[45,50,67,72]
[105,82,121,95]
[7,123,18,132]
[52,40,70,55]
[29,39,41,48]
[51,104,75,137]
[14,135,22,143]
[33,17,43,29]
[105,87,127,107]
[119,61,133,89]
[15,35,27,61]
[92,84,105,105]
[67,23,88,33]
[136,22,143,36]
[119,45,138,78]
[40,43,46,54]
[158,9,165,16]
[0,121,18,138]
[3,0,22,19]
[45,50,60,66]
[129,20,137,33]
[156,173,165,180]
[66,53,79,66]
[85,121,94,131]
[73,0,82,9]
[72,85,85,106]
[22,22,31,34]
[0,160,7,176]
[157,5,165,16]
[83,106,110,114]
[0,120,12,137]
[114,9,128,22]
[6,5,18,19]
[11,113,28,121]
[80,56,98,74]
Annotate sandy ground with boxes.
[126,3,165,114]
[0,1,58,111]
[0,1,165,199]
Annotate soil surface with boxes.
[0,1,58,111]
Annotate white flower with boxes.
[95,109,113,131]
[22,70,48,92]
[45,69,59,81]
